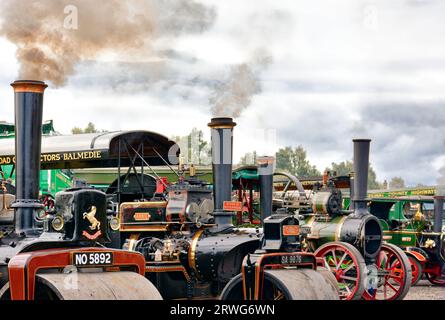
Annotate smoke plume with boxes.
[0,0,215,87]
[210,49,272,118]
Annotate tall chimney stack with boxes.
[349,172,355,211]
[208,117,236,231]
[10,80,47,236]
[433,195,444,233]
[352,139,371,217]
[258,156,275,223]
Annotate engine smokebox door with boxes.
[57,189,109,243]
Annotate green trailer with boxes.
[341,186,445,286]
[0,120,74,196]
[368,196,445,286]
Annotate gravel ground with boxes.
[404,280,445,300]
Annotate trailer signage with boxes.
[0,150,103,165]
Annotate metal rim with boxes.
[220,270,339,301]
[408,256,423,286]
[314,241,366,300]
[362,243,412,300]
[219,273,293,300]
[425,270,445,286]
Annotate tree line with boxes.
[240,146,408,190]
[72,125,411,190]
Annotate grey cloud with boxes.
[153,0,217,36]
[359,102,445,184]
[268,101,445,186]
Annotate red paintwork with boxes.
[408,256,422,285]
[424,264,445,285]
[155,177,168,194]
[241,252,317,300]
[362,246,408,300]
[315,243,362,300]
[405,250,445,286]
[405,250,427,263]
[8,247,146,300]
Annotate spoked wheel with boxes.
[425,264,445,286]
[362,243,412,300]
[408,257,423,286]
[314,241,366,300]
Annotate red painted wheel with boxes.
[314,241,366,300]
[362,243,412,300]
[425,265,445,286]
[408,257,423,286]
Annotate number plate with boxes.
[72,252,113,267]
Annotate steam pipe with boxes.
[258,156,275,223]
[10,80,47,236]
[352,139,371,217]
[433,195,444,233]
[208,117,236,231]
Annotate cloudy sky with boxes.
[0,0,444,186]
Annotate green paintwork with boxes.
[368,187,436,198]
[0,120,73,195]
[383,230,417,247]
[1,164,73,195]
[0,120,55,139]
[302,215,346,248]
[345,192,445,249]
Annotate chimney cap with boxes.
[11,80,48,93]
[353,138,371,142]
[208,117,237,129]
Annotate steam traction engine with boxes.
[0,81,161,300]
[233,139,413,300]
[118,118,339,300]
[368,194,445,286]
[292,140,411,300]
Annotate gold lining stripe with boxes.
[188,229,204,277]
[128,234,140,251]
[305,215,316,227]
[335,216,348,241]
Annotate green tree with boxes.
[171,128,211,165]
[239,151,258,165]
[327,160,382,190]
[389,176,405,189]
[276,146,321,177]
[71,122,99,134]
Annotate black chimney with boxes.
[433,195,444,233]
[258,156,275,223]
[349,172,355,211]
[10,80,47,236]
[352,139,371,217]
[208,117,236,231]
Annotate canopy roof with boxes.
[0,131,178,170]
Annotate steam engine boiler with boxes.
[0,80,162,300]
[117,118,339,300]
[300,139,412,300]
